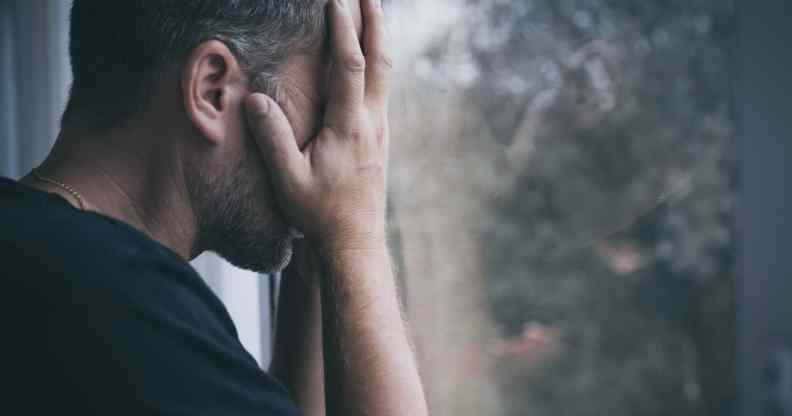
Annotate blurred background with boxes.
[386,1,735,415]
[5,1,791,415]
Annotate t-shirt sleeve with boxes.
[45,256,301,416]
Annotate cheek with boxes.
[203,118,249,174]
[240,136,280,215]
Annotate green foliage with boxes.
[419,0,736,414]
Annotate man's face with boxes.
[191,1,363,274]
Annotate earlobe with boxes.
[182,40,242,145]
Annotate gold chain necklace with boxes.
[31,168,86,210]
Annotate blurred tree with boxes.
[396,0,736,415]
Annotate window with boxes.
[386,1,736,415]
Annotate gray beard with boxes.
[188,143,296,275]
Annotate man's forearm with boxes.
[245,0,420,413]
[270,258,325,416]
[319,246,428,416]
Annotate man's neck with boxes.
[20,124,199,260]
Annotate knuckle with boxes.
[326,122,357,141]
[373,52,394,71]
[349,130,364,143]
[325,123,345,140]
[373,121,388,145]
[346,121,365,140]
[343,53,367,74]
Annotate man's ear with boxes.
[182,40,244,145]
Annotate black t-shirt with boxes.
[0,177,301,415]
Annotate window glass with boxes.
[387,1,735,415]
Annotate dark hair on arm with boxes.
[63,0,326,129]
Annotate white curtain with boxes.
[0,0,272,367]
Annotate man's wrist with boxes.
[313,229,391,275]
[316,233,389,258]
[314,218,388,255]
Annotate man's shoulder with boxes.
[0,176,240,367]
[0,178,300,415]
[1,176,185,269]
[0,176,216,318]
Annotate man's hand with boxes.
[244,0,391,254]
[246,1,428,415]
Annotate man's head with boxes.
[63,0,361,273]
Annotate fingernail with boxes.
[246,95,269,115]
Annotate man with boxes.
[0,0,428,415]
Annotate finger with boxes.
[244,93,308,186]
[324,0,366,136]
[361,0,392,107]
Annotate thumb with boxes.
[244,93,307,186]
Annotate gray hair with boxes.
[64,0,327,128]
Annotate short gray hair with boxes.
[64,0,327,128]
